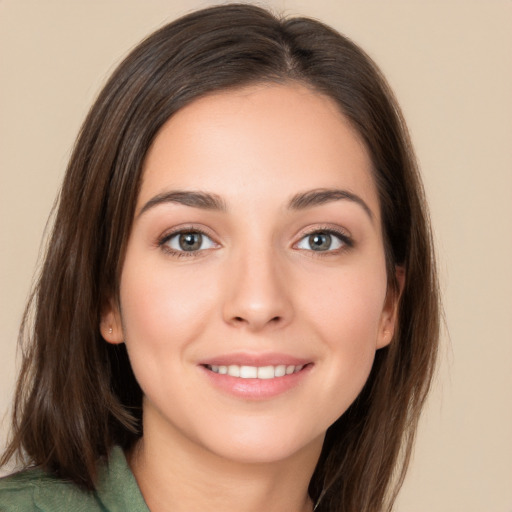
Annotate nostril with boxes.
[231,315,281,325]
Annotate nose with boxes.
[222,248,294,332]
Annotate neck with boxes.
[128,410,322,512]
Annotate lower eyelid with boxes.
[157,227,352,255]
[157,226,219,253]
[295,229,353,251]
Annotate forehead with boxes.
[139,83,379,216]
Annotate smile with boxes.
[206,364,304,379]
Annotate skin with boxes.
[102,83,401,512]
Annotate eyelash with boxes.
[158,226,217,258]
[157,226,353,258]
[295,227,354,254]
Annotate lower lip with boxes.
[200,365,312,400]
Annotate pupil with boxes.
[179,233,202,251]
[310,232,331,251]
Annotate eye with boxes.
[161,230,217,253]
[296,230,350,252]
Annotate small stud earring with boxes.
[108,327,113,334]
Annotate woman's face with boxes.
[104,83,399,464]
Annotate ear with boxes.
[100,297,124,345]
[376,266,405,349]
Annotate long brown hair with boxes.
[2,4,439,511]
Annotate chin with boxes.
[191,417,326,466]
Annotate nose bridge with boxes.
[222,238,292,330]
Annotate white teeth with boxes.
[257,366,274,379]
[227,365,240,377]
[274,365,286,377]
[207,364,305,379]
[240,366,258,378]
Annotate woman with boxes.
[0,4,439,511]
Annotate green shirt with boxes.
[0,446,149,511]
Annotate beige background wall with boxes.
[1,1,511,510]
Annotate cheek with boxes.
[118,258,219,379]
[298,263,387,400]
[121,257,214,333]
[302,262,387,339]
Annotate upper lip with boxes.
[199,352,312,367]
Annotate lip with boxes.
[199,352,311,367]
[198,352,313,400]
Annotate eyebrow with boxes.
[288,188,374,221]
[138,187,373,221]
[138,190,227,218]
